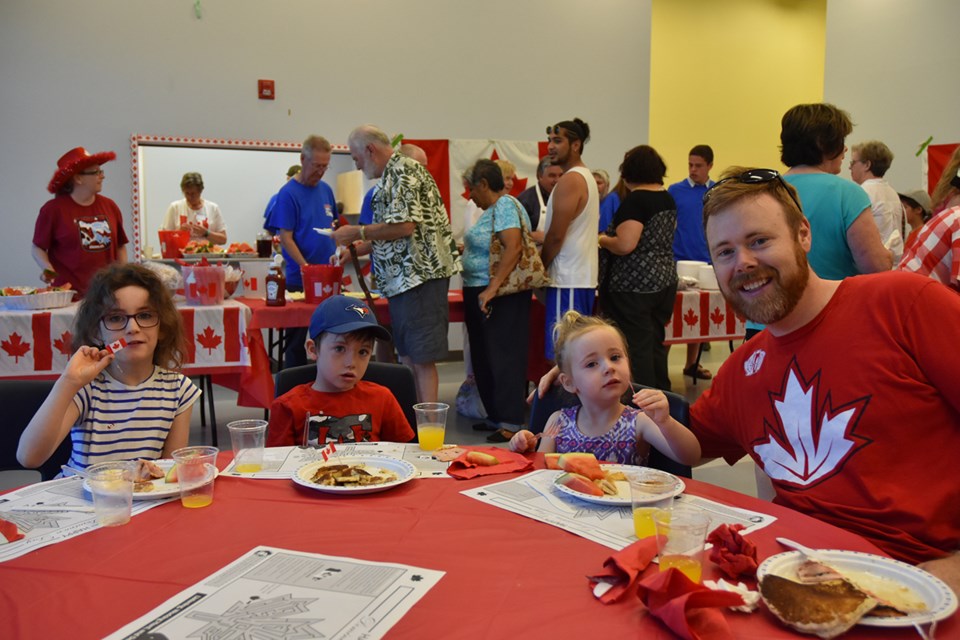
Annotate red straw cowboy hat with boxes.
[47,147,116,193]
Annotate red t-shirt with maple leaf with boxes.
[266,380,414,447]
[691,272,960,564]
[33,194,128,294]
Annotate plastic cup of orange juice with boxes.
[654,508,710,583]
[629,470,675,539]
[413,403,448,451]
[171,446,219,508]
[227,420,267,473]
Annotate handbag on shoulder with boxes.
[488,198,551,297]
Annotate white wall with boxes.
[824,0,960,191]
[0,0,652,286]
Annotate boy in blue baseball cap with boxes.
[266,295,414,446]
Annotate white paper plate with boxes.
[757,549,958,627]
[83,459,218,501]
[293,455,416,495]
[552,464,685,507]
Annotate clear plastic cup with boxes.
[654,508,711,583]
[629,469,675,539]
[413,402,448,451]
[227,419,267,473]
[171,446,219,508]
[87,461,136,526]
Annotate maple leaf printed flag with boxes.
[197,326,223,355]
[1,332,31,364]
[53,331,73,356]
[188,305,248,367]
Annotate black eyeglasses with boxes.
[101,311,160,331]
[79,169,105,177]
[702,168,803,213]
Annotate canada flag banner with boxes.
[665,290,745,344]
[0,302,253,377]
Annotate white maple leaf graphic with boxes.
[754,365,868,486]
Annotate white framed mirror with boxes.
[130,135,367,260]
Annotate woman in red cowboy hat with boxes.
[32,147,129,294]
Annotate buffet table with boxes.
[1,453,948,640]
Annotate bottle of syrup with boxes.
[265,264,286,307]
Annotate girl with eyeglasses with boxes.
[17,264,200,471]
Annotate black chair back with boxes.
[528,383,692,478]
[0,379,73,481]
[274,361,419,436]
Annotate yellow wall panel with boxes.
[650,0,826,181]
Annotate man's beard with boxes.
[720,246,810,326]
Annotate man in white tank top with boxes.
[540,117,600,359]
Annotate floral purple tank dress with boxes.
[553,405,649,466]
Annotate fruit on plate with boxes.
[557,472,604,497]
[181,240,224,254]
[227,242,256,254]
[558,452,605,480]
[465,451,500,466]
[164,464,179,483]
[544,453,561,470]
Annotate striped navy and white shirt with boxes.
[68,367,201,469]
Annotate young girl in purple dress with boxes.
[509,311,699,466]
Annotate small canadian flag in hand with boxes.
[105,338,127,355]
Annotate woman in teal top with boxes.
[745,103,892,339]
[461,160,533,440]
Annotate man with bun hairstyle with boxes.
[540,117,600,360]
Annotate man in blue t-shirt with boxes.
[667,144,716,380]
[264,135,337,367]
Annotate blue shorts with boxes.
[544,287,596,360]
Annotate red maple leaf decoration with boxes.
[710,307,725,326]
[54,331,73,355]
[683,307,699,328]
[2,332,31,363]
[197,326,222,354]
[459,149,529,201]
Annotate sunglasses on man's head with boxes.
[702,168,803,214]
[546,123,583,140]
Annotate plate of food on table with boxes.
[757,548,958,635]
[293,456,416,495]
[548,452,685,506]
[0,284,76,310]
[81,458,218,501]
[226,242,257,256]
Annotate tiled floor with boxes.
[3,340,759,496]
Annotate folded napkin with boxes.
[446,446,533,479]
[0,517,25,544]
[587,537,660,603]
[636,569,744,640]
[706,524,758,580]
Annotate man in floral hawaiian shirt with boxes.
[334,125,462,403]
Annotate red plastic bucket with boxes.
[159,230,190,258]
[301,264,343,304]
[182,265,225,306]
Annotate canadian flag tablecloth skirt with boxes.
[664,289,745,344]
[0,300,274,408]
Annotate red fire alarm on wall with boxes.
[258,79,275,100]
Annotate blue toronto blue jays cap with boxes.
[309,294,391,341]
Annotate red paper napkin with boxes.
[446,446,533,479]
[587,537,660,603]
[636,569,744,640]
[0,517,25,544]
[707,524,758,580]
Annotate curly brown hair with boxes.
[72,264,186,370]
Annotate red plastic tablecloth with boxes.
[1,454,947,640]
